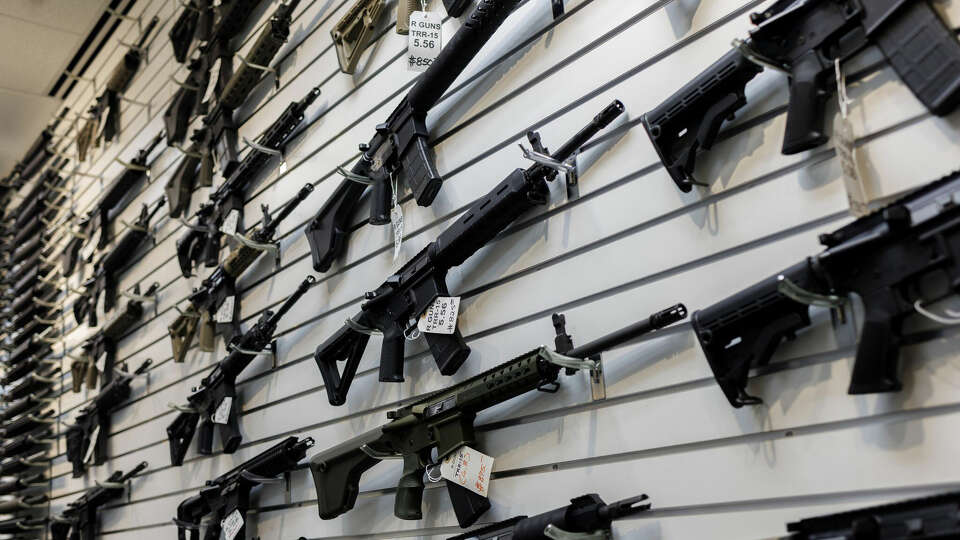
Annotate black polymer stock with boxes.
[175,87,320,277]
[166,276,315,465]
[313,99,624,406]
[309,304,686,526]
[304,0,524,273]
[642,0,960,192]
[174,436,313,540]
[170,0,213,64]
[693,169,960,407]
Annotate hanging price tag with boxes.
[94,353,106,376]
[835,60,869,217]
[213,397,232,424]
[391,176,403,260]
[417,296,460,334]
[215,296,235,323]
[407,11,443,72]
[221,509,243,540]
[220,209,240,235]
[440,445,493,497]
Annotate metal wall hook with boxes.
[119,218,149,233]
[359,443,402,459]
[732,38,789,74]
[239,470,284,484]
[235,53,280,89]
[229,340,276,356]
[63,70,98,93]
[543,524,608,540]
[242,136,283,157]
[337,166,374,184]
[519,143,577,174]
[33,315,60,326]
[105,7,143,31]
[224,230,280,267]
[542,347,598,371]
[120,288,157,303]
[173,305,200,319]
[169,74,200,91]
[913,299,960,325]
[776,275,846,308]
[173,144,202,158]
[167,402,198,413]
[171,518,200,530]
[114,156,151,173]
[177,216,214,233]
[32,297,61,308]
[345,317,381,336]
[94,480,126,489]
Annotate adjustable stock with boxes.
[314,319,371,405]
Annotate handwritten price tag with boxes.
[440,445,493,497]
[215,295,235,324]
[213,397,232,425]
[417,296,460,334]
[221,509,243,540]
[407,11,442,72]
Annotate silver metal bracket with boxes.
[119,95,152,116]
[732,39,789,74]
[229,339,278,368]
[544,525,610,540]
[167,402,198,413]
[542,347,598,372]
[345,316,382,336]
[239,470,284,484]
[225,230,281,269]
[173,144,203,158]
[63,70,98,94]
[360,443,402,460]
[588,354,605,401]
[337,165,374,185]
[236,53,280,90]
[776,275,846,308]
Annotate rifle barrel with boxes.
[567,303,686,359]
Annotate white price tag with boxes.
[836,115,869,217]
[94,353,106,376]
[391,202,404,260]
[407,11,442,72]
[220,508,243,540]
[212,396,232,425]
[220,209,240,235]
[440,445,493,497]
[215,295,235,323]
[417,296,460,334]
[81,232,98,262]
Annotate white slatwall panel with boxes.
[16,0,960,538]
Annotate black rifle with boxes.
[176,87,320,277]
[0,516,45,537]
[164,0,266,144]
[166,127,208,218]
[782,490,960,539]
[0,450,49,477]
[204,0,302,178]
[167,276,314,465]
[3,368,59,404]
[0,428,53,460]
[313,100,624,405]
[0,494,47,516]
[310,305,685,526]
[170,0,214,64]
[0,473,45,495]
[0,409,55,439]
[174,436,312,540]
[88,132,164,249]
[448,493,650,540]
[49,462,148,540]
[305,0,523,273]
[66,359,151,477]
[692,169,960,407]
[169,184,314,362]
[642,0,960,192]
[16,110,67,182]
[73,282,158,391]
[74,199,164,327]
[61,214,92,277]
[0,394,53,424]
[88,17,160,149]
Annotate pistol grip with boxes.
[378,330,406,383]
[848,291,905,395]
[70,360,86,393]
[197,418,214,456]
[871,1,960,116]
[424,330,471,376]
[198,314,217,352]
[315,322,371,405]
[219,397,242,454]
[176,229,203,277]
[782,52,830,155]
[201,231,221,268]
[394,452,426,520]
[369,173,392,225]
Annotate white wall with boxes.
[22,0,960,538]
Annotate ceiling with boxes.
[0,0,113,177]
